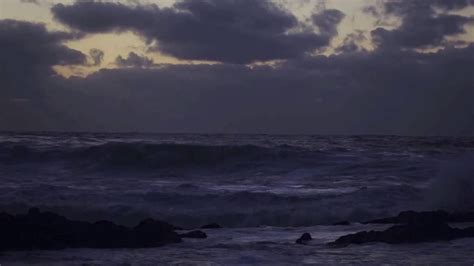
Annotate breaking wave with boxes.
[0,184,421,228]
[425,153,474,211]
[1,133,474,228]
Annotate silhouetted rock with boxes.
[87,220,132,248]
[0,208,181,251]
[200,223,222,229]
[330,210,474,247]
[296,232,312,245]
[330,219,474,247]
[332,221,351,226]
[445,211,474,223]
[132,218,181,247]
[179,230,207,239]
[364,210,474,224]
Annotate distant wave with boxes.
[0,183,421,228]
[0,142,313,169]
[1,133,474,228]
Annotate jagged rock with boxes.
[330,219,474,247]
[179,230,207,239]
[0,208,181,251]
[296,232,312,245]
[449,212,474,223]
[200,223,222,229]
[133,218,181,247]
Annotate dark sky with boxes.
[1,0,474,135]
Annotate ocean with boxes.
[1,132,474,265]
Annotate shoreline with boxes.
[2,208,474,252]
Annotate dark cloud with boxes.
[89,48,104,66]
[382,0,474,16]
[52,1,153,33]
[433,0,474,9]
[286,45,474,135]
[6,43,468,135]
[3,0,474,135]
[368,0,474,49]
[115,52,154,67]
[335,30,367,53]
[0,19,86,99]
[372,15,473,49]
[0,19,88,131]
[52,0,344,63]
[312,9,345,37]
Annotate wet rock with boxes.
[133,218,181,247]
[364,210,474,224]
[179,230,207,239]
[0,208,181,251]
[449,212,474,223]
[200,223,222,229]
[332,221,351,226]
[87,220,132,248]
[364,210,449,224]
[330,219,474,247]
[296,232,312,245]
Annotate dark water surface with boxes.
[1,132,474,264]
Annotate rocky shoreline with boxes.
[329,210,474,247]
[0,208,209,251]
[2,208,474,251]
[363,210,474,225]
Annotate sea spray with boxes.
[425,153,474,211]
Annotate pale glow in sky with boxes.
[1,0,473,77]
[2,0,474,134]
[0,0,379,76]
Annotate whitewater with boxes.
[1,132,474,265]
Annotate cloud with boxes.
[0,19,86,99]
[115,52,154,67]
[89,48,104,66]
[335,30,367,53]
[0,19,88,131]
[312,9,345,37]
[3,0,474,135]
[367,0,474,49]
[52,0,344,64]
[7,43,467,135]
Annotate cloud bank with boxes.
[52,0,344,63]
[1,0,474,135]
[370,0,474,49]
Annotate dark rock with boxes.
[0,208,181,251]
[364,210,448,224]
[330,219,474,247]
[200,223,222,229]
[28,207,40,215]
[364,210,474,224]
[133,218,180,247]
[331,210,474,247]
[87,220,132,248]
[332,221,351,226]
[447,211,474,223]
[296,232,312,245]
[179,230,207,239]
